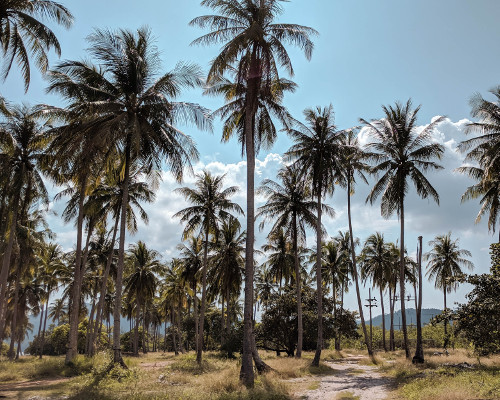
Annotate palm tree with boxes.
[257,164,317,357]
[48,298,66,325]
[361,100,445,358]
[337,128,373,355]
[177,236,203,353]
[207,217,245,352]
[191,0,316,386]
[0,104,50,345]
[260,229,294,289]
[287,105,339,366]
[36,242,64,358]
[124,241,161,355]
[360,233,391,352]
[425,233,474,348]
[46,27,210,364]
[0,0,73,90]
[174,171,243,364]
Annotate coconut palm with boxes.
[177,236,203,353]
[48,298,66,325]
[424,233,474,347]
[124,241,161,355]
[207,217,245,351]
[286,105,339,366]
[257,164,317,357]
[46,27,210,364]
[361,100,445,358]
[260,229,294,289]
[360,233,391,352]
[174,171,243,364]
[0,104,51,344]
[0,0,73,90]
[191,0,316,385]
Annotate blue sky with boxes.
[3,0,500,315]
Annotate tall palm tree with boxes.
[337,128,373,355]
[46,27,210,364]
[361,100,445,358]
[48,297,66,325]
[257,164,317,357]
[0,0,73,90]
[124,241,161,355]
[360,233,391,352]
[174,171,243,364]
[260,228,294,289]
[424,233,474,347]
[0,104,50,345]
[191,0,316,386]
[287,105,338,366]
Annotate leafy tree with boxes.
[191,0,316,386]
[425,233,474,348]
[361,100,445,358]
[0,0,73,90]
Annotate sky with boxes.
[3,0,500,318]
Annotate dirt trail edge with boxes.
[295,355,392,400]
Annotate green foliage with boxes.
[455,273,500,355]
[257,285,358,356]
[490,243,500,276]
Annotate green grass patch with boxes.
[336,392,360,400]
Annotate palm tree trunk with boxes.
[380,286,387,352]
[0,190,21,342]
[413,235,424,363]
[389,286,395,351]
[39,293,50,359]
[66,176,88,364]
[292,213,303,358]
[347,178,372,356]
[196,225,210,364]
[134,299,140,356]
[333,284,339,351]
[193,280,198,354]
[312,191,323,367]
[90,214,120,356]
[8,267,21,360]
[240,63,259,388]
[37,298,44,357]
[177,304,184,354]
[399,198,409,358]
[113,141,130,366]
[172,307,178,355]
[142,303,147,353]
[443,285,448,349]
[339,279,345,350]
[85,284,97,355]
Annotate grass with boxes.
[336,392,360,400]
[378,349,500,400]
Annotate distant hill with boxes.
[365,308,442,329]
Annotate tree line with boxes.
[0,0,499,388]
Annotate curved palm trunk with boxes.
[66,176,88,364]
[292,214,303,358]
[0,190,21,342]
[312,192,323,367]
[347,178,372,356]
[90,214,120,356]
[196,225,209,364]
[399,198,409,358]
[39,292,50,359]
[380,286,387,352]
[113,142,130,366]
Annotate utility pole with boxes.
[413,236,424,364]
[365,288,377,351]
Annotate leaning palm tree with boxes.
[361,100,445,358]
[191,0,317,386]
[0,0,73,90]
[286,105,338,366]
[257,164,317,357]
[46,27,210,364]
[174,171,243,364]
[360,233,391,352]
[424,233,474,347]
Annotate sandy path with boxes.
[297,356,391,400]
